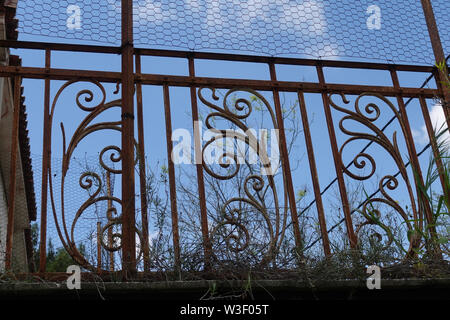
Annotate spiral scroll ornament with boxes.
[198,88,289,266]
[48,81,143,271]
[329,92,422,257]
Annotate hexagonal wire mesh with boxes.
[16,0,449,64]
[12,0,450,272]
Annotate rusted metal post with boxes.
[135,54,150,272]
[421,0,450,129]
[121,0,136,278]
[389,71,423,233]
[163,84,181,271]
[4,76,21,270]
[391,70,441,258]
[38,49,51,273]
[316,65,358,249]
[297,91,331,257]
[188,56,212,269]
[106,172,115,271]
[268,61,304,259]
[390,71,431,228]
[97,222,102,273]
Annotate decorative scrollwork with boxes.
[48,81,143,272]
[329,92,421,257]
[199,87,287,266]
[99,146,123,174]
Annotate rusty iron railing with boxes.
[0,0,448,278]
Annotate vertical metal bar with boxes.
[268,61,303,257]
[106,172,115,271]
[188,56,212,269]
[419,96,448,203]
[4,76,21,270]
[163,84,181,271]
[121,0,136,277]
[421,0,450,129]
[390,70,439,256]
[39,49,51,273]
[97,222,102,273]
[390,70,431,227]
[135,54,150,272]
[316,65,357,249]
[297,91,331,257]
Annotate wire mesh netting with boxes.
[16,0,449,64]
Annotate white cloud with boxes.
[130,0,328,35]
[108,0,177,24]
[279,0,326,35]
[205,1,226,28]
[136,2,164,23]
[136,1,178,25]
[108,0,339,58]
[186,0,201,10]
[136,231,159,260]
[412,103,449,148]
[306,43,340,58]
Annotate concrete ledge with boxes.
[0,278,449,300]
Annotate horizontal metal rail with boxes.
[0,65,439,98]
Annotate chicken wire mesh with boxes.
[16,0,450,65]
